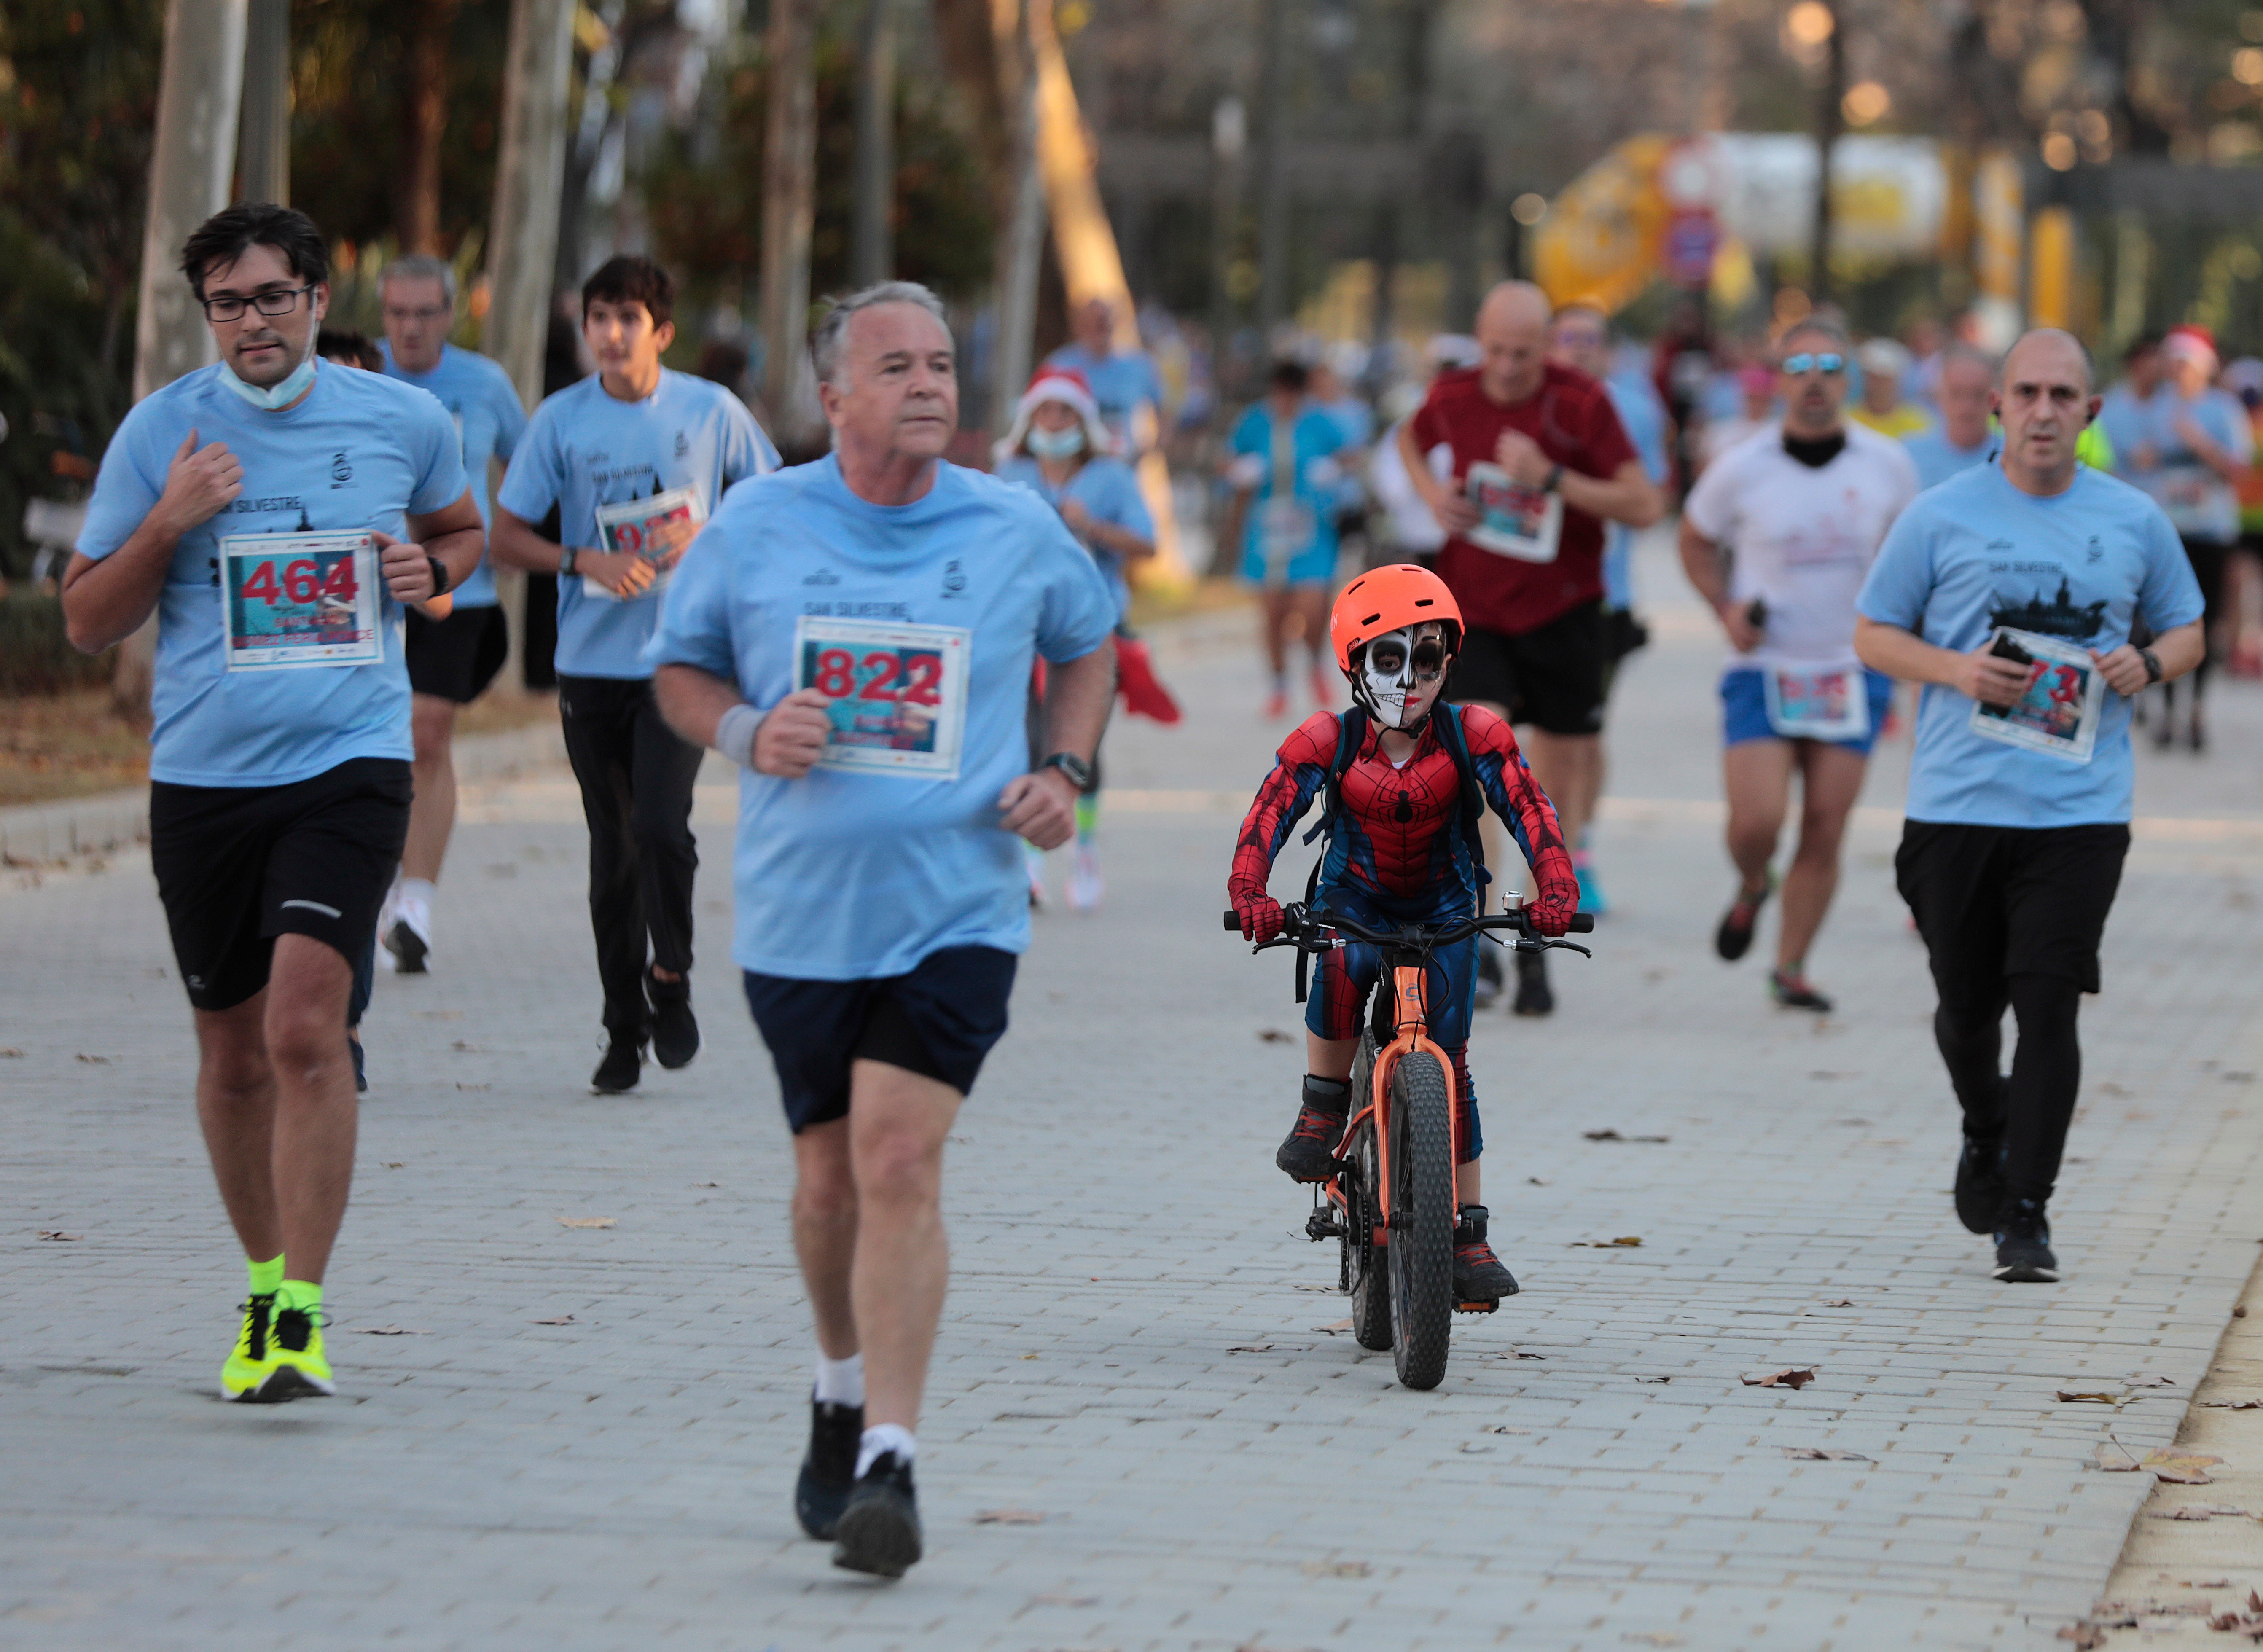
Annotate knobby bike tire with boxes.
[1387,1049,1455,1390]
[1346,1116,1392,1350]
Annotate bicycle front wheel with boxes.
[1386,1048,1455,1390]
[1345,1115,1392,1350]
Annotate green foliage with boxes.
[643,40,995,312]
[0,593,113,695]
[0,0,164,579]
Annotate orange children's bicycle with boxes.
[1225,900,1593,1389]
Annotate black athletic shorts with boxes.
[405,602,509,704]
[1894,820,2131,999]
[1446,600,1607,736]
[741,946,1018,1132]
[150,757,413,1012]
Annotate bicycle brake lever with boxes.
[1543,938,1593,959]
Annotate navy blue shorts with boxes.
[741,946,1017,1132]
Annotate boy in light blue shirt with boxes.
[649,282,1115,1578]
[1855,328,2205,1289]
[493,255,777,1093]
[64,204,482,1404]
[373,253,532,972]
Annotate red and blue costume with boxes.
[1229,702,1577,1162]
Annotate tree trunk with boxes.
[852,0,896,287]
[1809,2,1844,307]
[236,0,290,206]
[760,0,820,441]
[396,0,460,254]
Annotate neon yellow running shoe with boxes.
[254,1302,336,1400]
[219,1295,277,1401]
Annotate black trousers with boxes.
[1895,820,2130,1209]
[558,674,705,1036]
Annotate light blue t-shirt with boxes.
[1043,343,1165,444]
[2141,388,2252,544]
[77,362,468,788]
[993,452,1153,619]
[1230,403,1346,563]
[379,341,527,606]
[497,368,777,679]
[1856,462,2204,828]
[646,455,1118,980]
[1603,371,1671,611]
[2096,382,2161,486]
[1901,427,1996,493]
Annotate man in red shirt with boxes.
[1397,282,1662,1014]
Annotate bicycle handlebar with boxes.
[1220,903,1594,952]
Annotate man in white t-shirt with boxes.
[1678,317,1919,1013]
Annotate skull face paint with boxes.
[1358,623,1450,730]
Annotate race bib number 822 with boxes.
[792,615,971,779]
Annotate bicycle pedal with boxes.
[1454,1300,1499,1315]
[1304,1209,1346,1243]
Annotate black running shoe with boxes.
[1275,1081,1349,1182]
[1714,877,1773,962]
[1953,1133,2005,1235]
[648,969,700,1070]
[833,1451,922,1578]
[1512,949,1553,1017]
[796,1398,864,1539]
[591,1033,644,1094]
[1770,968,1833,1013]
[1473,946,1505,1010]
[1452,1238,1520,1302]
[1993,1199,2059,1283]
[384,916,430,975]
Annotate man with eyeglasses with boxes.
[1679,316,1918,1014]
[1857,328,2204,1284]
[62,203,481,1402]
[374,253,529,973]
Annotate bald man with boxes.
[1856,328,2205,1285]
[1399,282,1662,1015]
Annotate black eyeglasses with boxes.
[201,285,315,323]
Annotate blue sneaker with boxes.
[1574,856,1609,917]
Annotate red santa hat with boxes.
[993,366,1117,465]
[2163,324,2219,376]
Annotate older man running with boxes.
[651,282,1116,1578]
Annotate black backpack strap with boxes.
[1434,703,1490,892]
[1294,707,1366,1002]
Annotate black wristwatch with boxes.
[425,554,451,598]
[2139,646,2163,684]
[1542,463,1565,493]
[1040,752,1094,790]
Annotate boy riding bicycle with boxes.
[1228,565,1581,1302]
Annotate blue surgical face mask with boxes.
[220,334,320,411]
[1026,424,1087,460]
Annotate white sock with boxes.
[400,877,435,915]
[814,1350,865,1408]
[855,1423,915,1478]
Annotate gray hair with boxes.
[379,253,457,308]
[1779,313,1850,351]
[811,281,950,386]
[1937,342,1997,379]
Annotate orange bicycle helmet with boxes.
[1329,564,1463,673]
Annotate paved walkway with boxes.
[4,532,2262,1651]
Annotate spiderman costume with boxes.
[1228,701,1578,1165]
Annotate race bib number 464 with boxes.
[793,616,971,779]
[220,531,382,671]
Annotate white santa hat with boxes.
[993,366,1118,466]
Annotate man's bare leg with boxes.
[1260,587,1293,692]
[401,694,458,883]
[1777,742,1867,974]
[261,934,358,1281]
[791,1118,860,1360]
[846,1059,962,1432]
[1518,728,1599,853]
[1721,740,1793,902]
[194,993,284,1264]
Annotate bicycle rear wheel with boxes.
[1386,1049,1454,1390]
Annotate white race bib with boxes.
[1763,661,1869,741]
[220,531,382,671]
[793,616,972,780]
[1464,462,1563,563]
[585,486,704,601]
[1967,626,2104,765]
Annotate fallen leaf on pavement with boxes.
[382,1162,404,1169]
[0,1048,23,1058]
[1290,1283,1334,1292]
[353,1326,425,1336]
[2203,1399,2263,1410]
[2125,1375,2178,1389]
[973,1509,1048,1525]
[531,1314,578,1325]
[1315,1320,1353,1335]
[1299,1559,1371,1578]
[1583,1129,1671,1143]
[1637,1376,1672,1384]
[1258,1028,1294,1043]
[2188,1579,2233,1588]
[450,1040,484,1052]
[2056,1391,2125,1405]
[1527,1176,1549,1186]
[35,1231,80,1242]
[1485,1425,1530,1434]
[1572,1236,1644,1248]
[2056,1625,2106,1649]
[1820,1299,1855,1308]
[1228,1344,1276,1354]
[2096,1440,2144,1472]
[1781,1447,1871,1461]
[1744,1367,1819,1389]
[74,1054,110,1064]
[2145,1451,2224,1484]
[556,1216,616,1229]
[456,1083,491,1092]
[2150,1506,2254,1520]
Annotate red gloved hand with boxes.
[1527,883,1581,937]
[1234,891,1285,944]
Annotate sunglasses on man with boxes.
[1781,352,1846,376]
